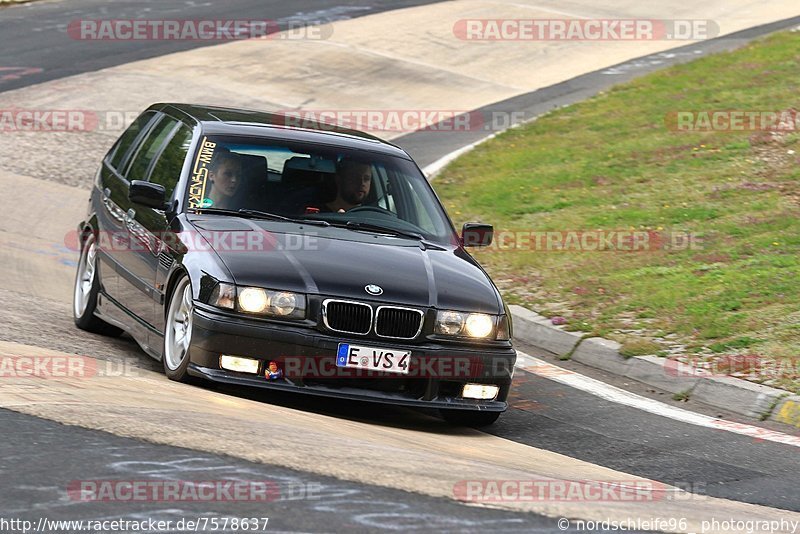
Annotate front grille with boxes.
[323,300,372,335]
[375,306,424,339]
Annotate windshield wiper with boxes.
[340,221,423,240]
[339,222,448,250]
[191,207,329,226]
[238,209,330,226]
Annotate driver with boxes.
[324,158,372,213]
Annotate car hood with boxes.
[189,217,502,313]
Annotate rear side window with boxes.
[108,111,156,171]
[149,124,192,197]
[126,116,179,183]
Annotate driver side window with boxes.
[125,116,179,183]
[149,124,192,197]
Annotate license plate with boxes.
[336,343,410,374]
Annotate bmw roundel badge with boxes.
[365,284,383,296]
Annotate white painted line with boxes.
[515,351,800,448]
[423,133,497,178]
[422,115,540,179]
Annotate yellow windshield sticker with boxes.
[188,137,216,209]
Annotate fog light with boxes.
[220,355,260,374]
[462,383,499,400]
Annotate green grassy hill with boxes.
[435,31,800,392]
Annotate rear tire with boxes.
[441,410,501,427]
[163,275,194,382]
[73,233,123,337]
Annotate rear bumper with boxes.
[188,306,516,412]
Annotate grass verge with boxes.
[435,31,800,393]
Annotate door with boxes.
[129,120,193,333]
[116,114,183,327]
[95,111,158,308]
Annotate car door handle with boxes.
[102,188,113,211]
[125,208,136,230]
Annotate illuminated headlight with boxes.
[435,310,496,339]
[220,355,260,374]
[238,286,306,319]
[239,287,270,313]
[462,383,499,400]
[465,314,493,338]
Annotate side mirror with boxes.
[129,180,166,209]
[461,222,493,247]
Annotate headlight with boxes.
[208,283,306,319]
[435,310,497,339]
[238,286,306,319]
[239,287,270,313]
[465,313,493,338]
[271,291,298,316]
[209,282,235,309]
[435,311,465,335]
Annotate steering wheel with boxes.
[346,205,397,217]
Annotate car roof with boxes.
[151,103,412,160]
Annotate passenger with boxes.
[207,149,243,210]
[324,158,372,213]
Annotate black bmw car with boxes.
[73,103,515,426]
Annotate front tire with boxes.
[163,276,194,382]
[73,233,122,336]
[441,410,502,427]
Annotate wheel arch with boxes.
[77,216,99,247]
[163,265,190,318]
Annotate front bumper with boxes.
[188,306,516,412]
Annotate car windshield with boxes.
[185,135,457,244]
